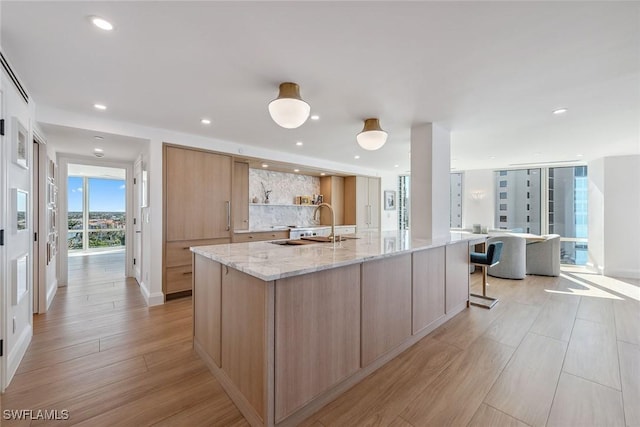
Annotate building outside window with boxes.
[494,169,542,234]
[450,173,463,228]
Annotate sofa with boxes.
[526,234,561,276]
[487,235,527,279]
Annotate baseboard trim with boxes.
[603,268,640,280]
[46,278,58,311]
[6,324,33,389]
[139,281,164,306]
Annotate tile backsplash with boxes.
[248,169,320,228]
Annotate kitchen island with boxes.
[191,231,485,427]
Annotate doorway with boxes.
[66,164,127,286]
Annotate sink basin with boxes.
[269,239,317,246]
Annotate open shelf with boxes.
[250,203,318,207]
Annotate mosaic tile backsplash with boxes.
[248,169,321,229]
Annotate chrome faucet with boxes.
[313,203,335,241]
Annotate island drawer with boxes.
[165,265,193,293]
[233,230,289,243]
[166,238,229,267]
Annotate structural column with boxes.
[410,123,451,240]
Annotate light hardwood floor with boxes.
[2,255,638,426]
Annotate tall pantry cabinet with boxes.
[344,176,381,231]
[163,144,232,297]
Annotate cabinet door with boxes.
[412,247,445,334]
[367,177,380,230]
[165,146,232,241]
[194,255,222,367]
[361,254,412,366]
[233,161,249,231]
[445,241,470,313]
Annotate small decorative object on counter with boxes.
[294,196,301,205]
[316,195,323,205]
[252,196,259,204]
[300,195,311,205]
[472,224,481,234]
[261,182,272,204]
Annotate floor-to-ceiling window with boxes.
[548,166,588,265]
[494,166,588,265]
[67,166,126,252]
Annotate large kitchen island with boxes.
[191,231,485,427]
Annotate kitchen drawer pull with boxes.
[182,271,192,275]
[182,247,190,250]
[226,201,231,231]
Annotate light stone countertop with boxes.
[191,231,486,281]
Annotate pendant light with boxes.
[357,118,388,150]
[268,82,311,129]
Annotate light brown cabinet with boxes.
[233,161,249,231]
[445,241,470,313]
[319,176,345,225]
[361,254,412,367]
[412,246,446,334]
[163,144,232,297]
[344,176,380,231]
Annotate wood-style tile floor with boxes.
[2,253,638,426]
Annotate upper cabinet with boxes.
[344,176,380,231]
[164,145,232,241]
[320,176,345,225]
[233,161,249,231]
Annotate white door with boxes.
[0,90,5,391]
[133,159,142,284]
[4,98,33,387]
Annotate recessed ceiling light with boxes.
[553,108,568,115]
[394,164,399,168]
[310,115,320,120]
[261,163,269,168]
[94,103,107,110]
[90,16,114,31]
[201,118,211,125]
[489,156,496,159]
[294,169,300,172]
[354,155,360,159]
[94,136,104,140]
[576,154,583,158]
[296,141,303,146]
[94,148,104,153]
[320,172,326,176]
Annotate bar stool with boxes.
[470,241,503,309]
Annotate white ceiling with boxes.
[2,1,639,172]
[68,163,126,180]
[39,123,149,162]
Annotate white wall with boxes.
[380,172,399,231]
[44,143,58,310]
[589,155,640,279]
[461,169,495,230]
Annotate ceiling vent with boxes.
[0,51,29,104]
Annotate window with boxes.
[494,169,541,234]
[548,166,588,265]
[398,175,410,230]
[68,170,126,251]
[499,180,507,187]
[450,173,463,228]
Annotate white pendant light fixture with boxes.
[357,118,388,150]
[268,82,311,129]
